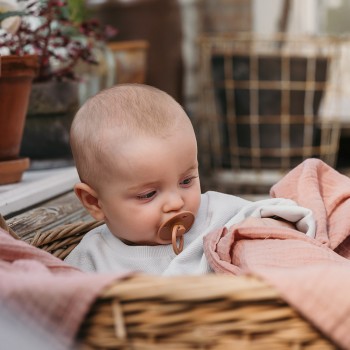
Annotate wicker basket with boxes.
[7,219,334,349]
[196,33,344,194]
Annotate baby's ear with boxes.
[74,183,105,221]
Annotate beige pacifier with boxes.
[157,211,195,255]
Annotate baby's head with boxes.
[70,84,201,245]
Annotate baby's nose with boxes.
[162,192,185,213]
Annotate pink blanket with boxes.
[0,229,125,350]
[204,158,350,349]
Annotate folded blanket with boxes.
[204,158,350,349]
[0,228,126,350]
[271,157,350,252]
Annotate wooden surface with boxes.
[6,191,92,242]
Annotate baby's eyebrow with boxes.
[126,181,159,192]
[182,163,199,174]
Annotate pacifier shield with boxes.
[157,211,195,241]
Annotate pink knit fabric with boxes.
[204,158,350,349]
[0,229,127,350]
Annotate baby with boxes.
[65,84,315,275]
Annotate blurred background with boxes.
[83,0,350,114]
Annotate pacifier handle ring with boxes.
[172,225,184,255]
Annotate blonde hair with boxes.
[70,84,193,188]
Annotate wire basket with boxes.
[18,220,335,349]
[196,33,344,194]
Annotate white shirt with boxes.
[65,191,315,275]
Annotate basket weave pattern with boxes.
[30,220,103,260]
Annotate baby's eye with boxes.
[180,176,197,186]
[137,191,156,200]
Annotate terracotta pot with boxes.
[0,55,38,184]
[0,55,38,160]
[0,158,30,185]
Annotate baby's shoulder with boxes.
[65,223,108,258]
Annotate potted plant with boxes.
[0,0,37,184]
[0,0,116,168]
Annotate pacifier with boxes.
[157,211,195,255]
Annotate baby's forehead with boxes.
[105,132,197,179]
[93,119,197,188]
[102,125,184,151]
[101,108,190,137]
